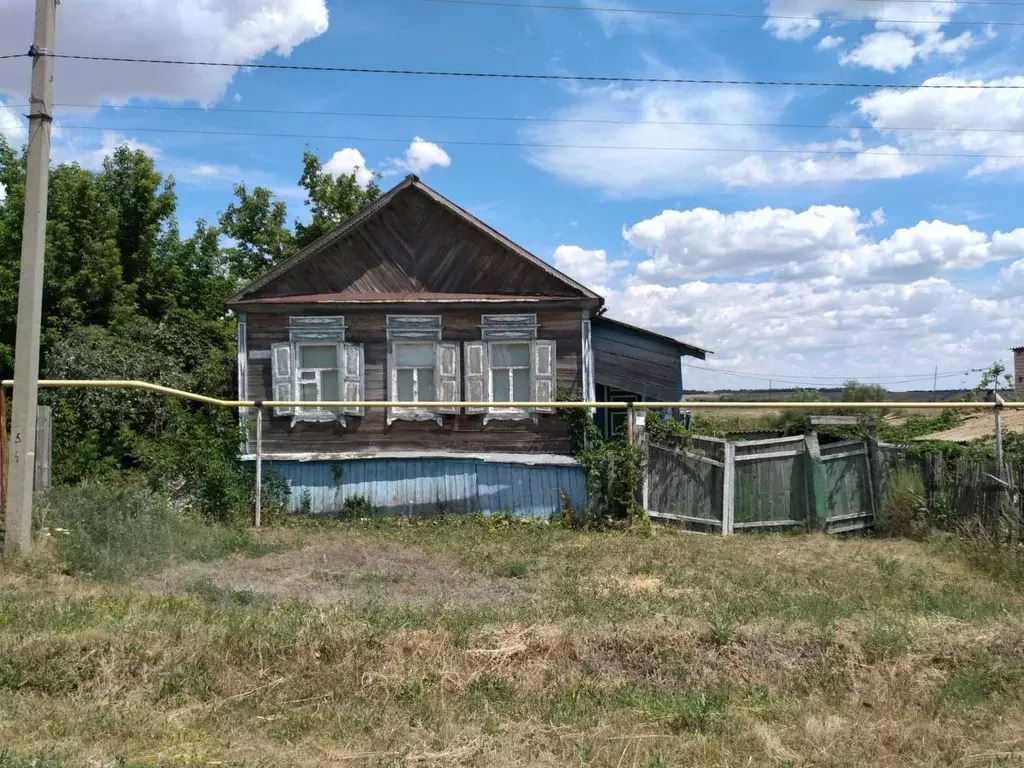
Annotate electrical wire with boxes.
[14,103,1021,136]
[36,53,1024,90]
[6,123,1023,160]
[425,0,1024,26]
[680,361,982,387]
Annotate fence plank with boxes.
[804,432,828,531]
[722,442,736,535]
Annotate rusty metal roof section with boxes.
[227,175,602,307]
[233,292,592,305]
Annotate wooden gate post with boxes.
[804,430,828,531]
[866,429,884,525]
[634,410,649,514]
[722,442,736,535]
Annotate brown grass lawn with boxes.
[3,519,1024,766]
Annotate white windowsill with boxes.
[387,407,444,427]
[482,407,537,425]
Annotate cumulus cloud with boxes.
[605,275,1024,389]
[527,83,921,195]
[764,0,976,72]
[0,100,26,145]
[0,0,329,105]
[839,30,974,72]
[52,131,161,172]
[816,34,845,51]
[392,138,452,175]
[189,163,226,178]
[856,77,1024,176]
[323,148,375,188]
[553,245,629,295]
[623,203,1024,283]
[715,141,922,187]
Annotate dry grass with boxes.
[3,519,1024,766]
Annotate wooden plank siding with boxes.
[592,321,681,401]
[248,188,584,300]
[245,309,583,455]
[268,457,587,517]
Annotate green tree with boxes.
[841,380,887,403]
[219,184,295,283]
[294,150,380,248]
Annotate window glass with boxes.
[321,370,340,402]
[300,344,337,369]
[299,381,318,402]
[491,343,530,367]
[418,368,436,402]
[512,368,531,401]
[397,369,415,401]
[394,343,435,368]
[493,371,511,402]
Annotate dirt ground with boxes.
[139,531,538,607]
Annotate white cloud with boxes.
[764,0,956,41]
[715,141,922,187]
[839,30,973,72]
[323,148,375,188]
[552,245,629,295]
[189,163,226,178]
[856,77,1024,176]
[816,34,845,51]
[1002,259,1024,293]
[765,1,977,72]
[52,131,161,172]
[392,137,452,175]
[0,99,26,145]
[606,275,1024,389]
[624,203,1024,283]
[0,0,328,105]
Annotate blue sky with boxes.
[1,0,1024,391]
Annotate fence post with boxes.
[635,410,649,514]
[804,430,828,531]
[722,441,736,535]
[0,387,7,509]
[254,406,263,529]
[866,429,884,526]
[994,394,1005,472]
[33,405,51,492]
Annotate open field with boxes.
[4,519,1024,766]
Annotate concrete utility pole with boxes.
[5,0,57,556]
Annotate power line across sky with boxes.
[0,103,1015,136]
[2,123,1021,161]
[0,53,1022,90]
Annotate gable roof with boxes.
[227,175,602,306]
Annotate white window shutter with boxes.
[464,341,489,414]
[342,342,364,416]
[532,340,556,413]
[437,342,461,414]
[270,343,294,417]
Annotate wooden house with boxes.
[227,175,708,515]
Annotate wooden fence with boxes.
[646,431,877,534]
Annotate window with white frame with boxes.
[464,315,556,423]
[489,342,531,403]
[394,342,436,403]
[269,317,364,426]
[386,315,460,425]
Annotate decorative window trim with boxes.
[386,316,460,425]
[268,316,364,427]
[464,334,556,425]
[481,314,538,341]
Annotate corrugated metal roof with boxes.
[235,292,585,305]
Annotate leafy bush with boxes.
[40,482,268,580]
[876,466,929,539]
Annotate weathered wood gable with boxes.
[229,178,598,304]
